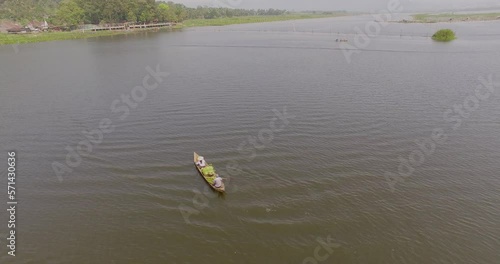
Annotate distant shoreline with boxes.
[397,12,500,23]
[181,13,347,27]
[0,14,346,46]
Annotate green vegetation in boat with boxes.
[193,152,225,193]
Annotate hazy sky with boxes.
[175,0,500,12]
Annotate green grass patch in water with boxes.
[432,29,456,42]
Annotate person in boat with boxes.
[213,174,223,188]
[197,156,207,168]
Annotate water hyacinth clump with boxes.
[432,29,457,42]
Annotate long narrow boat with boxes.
[193,152,225,193]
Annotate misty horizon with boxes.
[172,0,500,13]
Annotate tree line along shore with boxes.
[0,0,347,45]
[1,0,296,28]
[0,13,345,45]
[0,14,343,45]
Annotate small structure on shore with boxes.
[7,27,31,34]
[5,20,49,34]
[42,21,49,31]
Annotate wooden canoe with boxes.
[193,152,225,193]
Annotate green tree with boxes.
[101,0,126,23]
[139,9,152,23]
[55,0,84,27]
[135,0,155,23]
[1,0,290,26]
[172,3,187,21]
[126,10,137,23]
[76,0,103,24]
[156,3,168,22]
[0,0,58,22]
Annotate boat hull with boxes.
[193,152,225,193]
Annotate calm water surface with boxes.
[0,15,499,264]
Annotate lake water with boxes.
[1,15,499,264]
